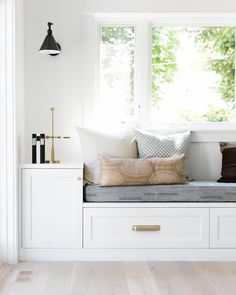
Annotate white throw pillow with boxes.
[75,127,138,184]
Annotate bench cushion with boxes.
[84,181,236,202]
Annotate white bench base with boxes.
[19,248,236,262]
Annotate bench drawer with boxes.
[84,208,209,249]
[210,208,236,248]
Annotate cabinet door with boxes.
[210,208,236,248]
[21,169,83,249]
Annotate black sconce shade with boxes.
[39,22,61,56]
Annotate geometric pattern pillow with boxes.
[134,129,191,177]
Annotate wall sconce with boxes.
[39,22,61,56]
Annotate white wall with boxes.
[24,0,83,163]
[80,0,236,13]
[24,0,236,180]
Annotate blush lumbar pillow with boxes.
[218,142,236,183]
[99,154,186,186]
[134,129,191,178]
[75,127,137,184]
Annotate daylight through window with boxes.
[99,26,135,122]
[151,27,235,122]
[99,24,235,124]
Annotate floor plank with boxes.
[69,262,130,295]
[149,261,196,295]
[194,262,236,295]
[0,262,236,295]
[125,262,161,295]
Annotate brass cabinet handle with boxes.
[132,225,161,232]
[77,176,82,181]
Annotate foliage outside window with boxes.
[151,27,235,122]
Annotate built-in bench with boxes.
[84,181,236,202]
[19,165,236,261]
[83,181,236,255]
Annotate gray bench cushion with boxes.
[84,181,236,202]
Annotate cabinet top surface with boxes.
[20,163,83,169]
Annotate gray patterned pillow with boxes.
[134,129,191,177]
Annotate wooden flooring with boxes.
[1,262,236,295]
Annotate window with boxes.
[99,26,135,122]
[151,27,235,122]
[97,16,236,125]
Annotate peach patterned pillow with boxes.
[99,154,186,186]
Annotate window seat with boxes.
[84,181,236,203]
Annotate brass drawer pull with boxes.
[132,225,161,232]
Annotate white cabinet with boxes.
[210,208,236,248]
[19,165,236,260]
[21,164,83,249]
[84,207,209,249]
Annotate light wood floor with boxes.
[1,262,236,295]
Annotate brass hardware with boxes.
[132,225,161,232]
[77,177,82,181]
[45,107,70,164]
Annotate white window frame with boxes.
[95,13,236,131]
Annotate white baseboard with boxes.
[19,248,236,262]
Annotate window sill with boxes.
[146,122,236,132]
[92,120,236,143]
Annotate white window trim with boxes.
[0,0,18,264]
[94,13,236,131]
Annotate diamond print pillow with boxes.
[134,129,191,177]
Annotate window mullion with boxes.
[134,20,151,127]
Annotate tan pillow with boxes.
[99,154,186,186]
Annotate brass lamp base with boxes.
[45,160,60,164]
[46,107,70,164]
